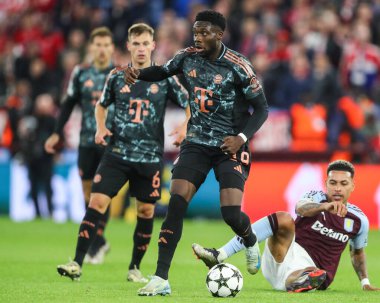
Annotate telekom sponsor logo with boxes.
[311,220,349,243]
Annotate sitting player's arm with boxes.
[296,191,347,217]
[350,247,380,291]
[296,200,347,217]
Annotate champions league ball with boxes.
[206,263,243,297]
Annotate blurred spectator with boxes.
[13,41,40,81]
[340,22,380,97]
[38,14,65,70]
[275,54,314,109]
[289,93,327,152]
[28,58,58,102]
[311,52,342,123]
[328,92,367,162]
[18,93,56,218]
[5,80,31,154]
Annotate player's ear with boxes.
[126,41,130,52]
[152,41,156,51]
[216,31,223,41]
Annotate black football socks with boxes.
[129,216,154,270]
[155,194,188,280]
[74,207,102,266]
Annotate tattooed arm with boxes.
[350,247,380,291]
[296,200,347,217]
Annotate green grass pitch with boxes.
[0,217,379,302]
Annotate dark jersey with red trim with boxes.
[66,64,114,147]
[162,44,264,147]
[99,66,188,163]
[295,190,369,289]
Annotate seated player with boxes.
[193,160,380,292]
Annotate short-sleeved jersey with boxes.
[66,64,114,147]
[295,190,369,289]
[162,44,264,147]
[99,66,188,163]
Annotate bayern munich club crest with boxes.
[214,74,223,84]
[150,83,159,94]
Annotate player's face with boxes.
[127,32,155,67]
[91,36,114,67]
[193,21,222,58]
[326,170,355,204]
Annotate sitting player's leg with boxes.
[192,213,277,266]
[285,267,327,292]
[193,212,293,275]
[127,200,155,283]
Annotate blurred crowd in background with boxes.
[1,0,380,164]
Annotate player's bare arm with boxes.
[95,101,112,146]
[296,200,347,217]
[350,247,380,291]
[44,133,60,154]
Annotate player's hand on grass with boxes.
[123,66,140,85]
[44,133,60,154]
[221,135,245,155]
[324,201,347,217]
[363,284,380,291]
[95,127,113,146]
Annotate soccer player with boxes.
[123,10,269,296]
[45,27,115,263]
[56,23,189,283]
[193,160,380,292]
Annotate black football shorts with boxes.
[91,152,163,202]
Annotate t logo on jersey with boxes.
[194,87,214,113]
[129,99,150,123]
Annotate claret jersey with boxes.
[99,65,188,163]
[66,64,114,146]
[162,44,264,147]
[295,190,369,289]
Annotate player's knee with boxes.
[137,203,155,218]
[88,194,110,213]
[276,211,295,234]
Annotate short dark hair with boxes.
[327,160,355,178]
[195,10,226,31]
[89,27,113,43]
[128,23,154,40]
